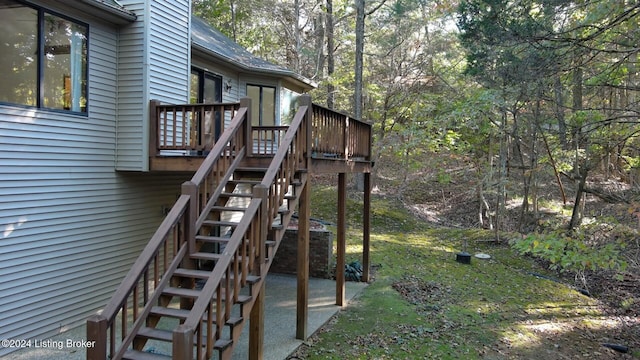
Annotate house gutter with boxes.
[59,0,137,25]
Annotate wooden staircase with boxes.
[88,97,313,360]
[123,166,307,360]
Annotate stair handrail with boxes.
[188,99,253,232]
[87,99,254,360]
[173,193,266,359]
[172,96,313,359]
[87,195,192,360]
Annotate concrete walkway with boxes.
[6,274,367,360]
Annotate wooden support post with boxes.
[298,94,313,169]
[181,181,198,309]
[336,173,346,306]
[240,97,252,156]
[362,172,371,282]
[249,281,265,360]
[86,315,107,360]
[296,180,310,339]
[172,325,193,360]
[249,184,268,360]
[254,184,269,276]
[182,181,198,256]
[148,100,160,162]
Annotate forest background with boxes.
[192,0,640,309]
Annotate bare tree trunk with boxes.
[554,76,567,148]
[326,0,335,109]
[354,0,364,119]
[495,110,508,242]
[293,0,301,72]
[230,0,238,42]
[540,129,567,205]
[569,168,588,230]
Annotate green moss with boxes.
[300,184,633,359]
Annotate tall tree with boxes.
[354,0,365,118]
[326,0,335,108]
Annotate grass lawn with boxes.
[290,184,639,359]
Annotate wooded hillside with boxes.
[193,0,640,305]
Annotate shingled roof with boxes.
[191,16,315,90]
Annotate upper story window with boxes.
[247,84,276,126]
[0,0,88,113]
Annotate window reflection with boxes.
[0,3,38,106]
[43,14,87,111]
[0,1,87,112]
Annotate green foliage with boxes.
[510,233,628,273]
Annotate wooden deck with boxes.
[148,100,373,173]
[88,96,372,360]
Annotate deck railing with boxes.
[150,101,240,155]
[311,103,372,161]
[251,126,288,156]
[149,100,371,162]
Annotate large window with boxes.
[0,0,88,113]
[247,84,276,126]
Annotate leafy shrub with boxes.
[510,232,628,273]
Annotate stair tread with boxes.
[211,205,248,212]
[195,235,231,243]
[123,349,171,360]
[235,166,268,172]
[202,220,239,227]
[173,268,212,279]
[229,179,261,184]
[150,306,190,319]
[220,192,253,198]
[232,294,252,304]
[214,338,233,351]
[173,268,261,285]
[162,286,201,298]
[150,306,244,327]
[137,327,172,342]
[191,252,223,261]
[163,284,252,303]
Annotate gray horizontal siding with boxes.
[115,0,147,171]
[0,5,192,356]
[148,0,190,103]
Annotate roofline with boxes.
[63,0,137,24]
[192,43,317,91]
